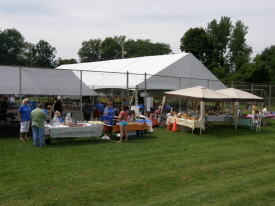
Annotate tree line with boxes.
[0,16,274,83]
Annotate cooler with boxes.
[101,115,117,125]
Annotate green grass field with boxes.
[1,120,275,206]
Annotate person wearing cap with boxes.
[31,103,48,147]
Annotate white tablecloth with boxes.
[45,124,103,138]
[166,116,205,131]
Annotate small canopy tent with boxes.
[215,88,264,132]
[164,86,235,135]
[57,53,226,91]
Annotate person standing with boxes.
[102,102,115,139]
[31,103,48,147]
[116,105,129,142]
[83,100,94,121]
[53,98,63,116]
[18,99,31,141]
[262,105,268,127]
[138,102,144,115]
[8,96,16,108]
[252,102,258,114]
[93,100,104,120]
[104,102,115,116]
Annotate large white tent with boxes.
[0,66,98,96]
[57,53,227,91]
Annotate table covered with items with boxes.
[166,115,205,134]
[45,121,104,138]
[101,115,153,138]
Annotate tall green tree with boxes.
[56,58,77,67]
[78,39,101,62]
[254,45,275,83]
[228,20,252,72]
[0,28,25,65]
[180,27,214,66]
[124,39,172,58]
[101,37,121,60]
[19,42,36,66]
[32,40,57,68]
[206,16,232,71]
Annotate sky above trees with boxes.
[1,0,274,60]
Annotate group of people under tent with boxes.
[16,98,144,146]
[0,95,16,109]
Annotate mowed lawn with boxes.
[1,121,275,206]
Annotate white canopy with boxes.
[216,88,264,132]
[215,88,264,102]
[57,53,226,91]
[164,86,264,135]
[0,66,98,96]
[165,86,235,135]
[165,86,236,102]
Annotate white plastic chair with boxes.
[251,114,261,132]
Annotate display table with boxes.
[104,122,150,133]
[166,116,205,134]
[235,118,252,128]
[45,124,103,138]
[204,115,232,122]
[247,114,275,120]
[267,114,275,119]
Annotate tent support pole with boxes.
[179,77,181,112]
[80,71,83,121]
[19,66,22,103]
[135,85,138,106]
[144,72,147,116]
[126,71,129,106]
[269,84,271,111]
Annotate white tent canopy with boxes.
[165,86,264,135]
[216,88,264,132]
[215,88,264,102]
[0,66,98,96]
[164,86,235,135]
[57,53,227,91]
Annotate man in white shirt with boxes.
[8,96,16,108]
[262,105,268,126]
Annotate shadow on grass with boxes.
[156,122,273,139]
[45,132,158,147]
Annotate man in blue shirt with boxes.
[138,102,144,115]
[93,100,104,119]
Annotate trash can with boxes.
[29,100,37,111]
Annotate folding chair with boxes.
[251,114,261,132]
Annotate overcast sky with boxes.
[1,0,274,61]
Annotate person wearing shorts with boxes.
[18,98,31,141]
[117,105,129,142]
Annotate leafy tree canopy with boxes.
[0,28,24,65]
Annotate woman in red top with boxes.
[117,105,129,142]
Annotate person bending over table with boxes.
[31,103,48,147]
[116,105,129,142]
[102,102,115,139]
